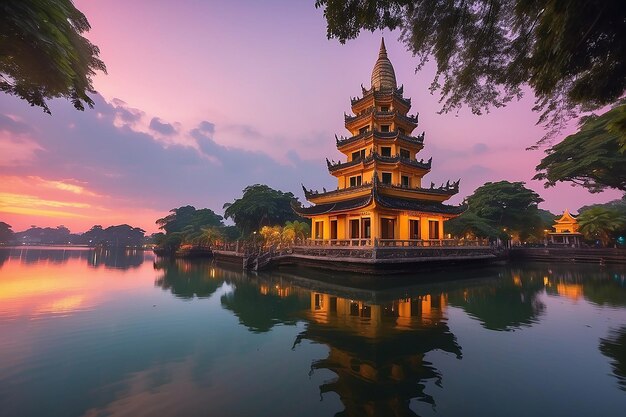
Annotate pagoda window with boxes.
[380,106,389,112]
[349,175,362,187]
[410,220,420,239]
[350,219,360,239]
[381,172,392,184]
[362,218,371,238]
[381,218,395,239]
[381,125,390,132]
[428,220,440,239]
[315,221,324,239]
[400,148,410,159]
[401,175,410,187]
[359,126,369,135]
[381,147,392,157]
[351,149,365,161]
[330,220,337,240]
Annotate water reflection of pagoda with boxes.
[294,39,464,242]
[295,292,461,416]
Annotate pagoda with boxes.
[548,209,582,247]
[294,39,464,242]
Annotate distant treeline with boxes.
[0,223,147,247]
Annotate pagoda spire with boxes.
[371,37,397,90]
[379,37,388,58]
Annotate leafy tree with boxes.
[80,224,145,246]
[197,227,225,247]
[444,212,500,239]
[283,220,311,243]
[534,104,626,193]
[448,181,547,242]
[315,0,626,133]
[1,0,106,113]
[223,184,304,236]
[0,222,15,244]
[15,225,74,244]
[156,206,223,235]
[577,207,626,246]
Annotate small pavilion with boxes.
[549,209,583,247]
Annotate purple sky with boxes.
[0,0,622,233]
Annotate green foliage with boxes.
[283,220,311,243]
[156,206,223,235]
[534,104,626,192]
[576,207,626,246]
[444,212,500,239]
[447,181,548,241]
[0,222,15,244]
[154,206,230,251]
[316,0,626,134]
[0,0,106,113]
[81,224,145,246]
[223,184,304,236]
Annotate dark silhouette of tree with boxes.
[315,0,626,134]
[534,104,626,192]
[1,0,106,113]
[80,224,145,247]
[0,222,15,244]
[223,184,304,236]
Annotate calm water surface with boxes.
[0,247,625,417]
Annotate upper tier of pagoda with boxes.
[296,38,463,217]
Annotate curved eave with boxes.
[375,193,466,217]
[328,156,431,174]
[377,183,458,203]
[292,195,374,217]
[305,184,373,204]
[336,131,425,151]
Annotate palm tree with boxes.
[283,220,310,244]
[197,227,224,248]
[577,207,626,246]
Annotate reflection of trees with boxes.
[2,247,88,264]
[599,326,626,391]
[88,247,143,269]
[294,292,461,417]
[0,249,9,268]
[448,267,547,331]
[220,276,310,332]
[580,274,626,307]
[153,259,223,299]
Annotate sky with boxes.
[0,0,622,234]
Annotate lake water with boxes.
[0,247,625,417]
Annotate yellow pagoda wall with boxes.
[309,209,447,241]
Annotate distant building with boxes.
[294,39,464,243]
[549,209,582,247]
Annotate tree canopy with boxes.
[315,0,626,134]
[223,184,304,236]
[0,0,106,113]
[446,181,549,241]
[534,104,626,192]
[577,207,626,246]
[156,206,223,235]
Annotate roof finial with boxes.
[379,37,387,58]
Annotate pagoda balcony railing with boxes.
[378,179,460,195]
[344,109,419,125]
[327,152,431,172]
[301,238,490,247]
[336,130,425,148]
